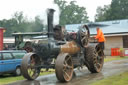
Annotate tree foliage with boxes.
[110,0,128,20]
[95,5,111,21]
[0,0,89,36]
[95,0,128,21]
[54,0,89,25]
[0,12,44,37]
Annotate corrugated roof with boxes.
[66,19,128,35]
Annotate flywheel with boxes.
[77,25,90,47]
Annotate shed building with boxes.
[66,19,128,56]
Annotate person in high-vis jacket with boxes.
[94,27,105,50]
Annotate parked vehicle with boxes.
[0,50,26,76]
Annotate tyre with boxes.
[14,67,21,76]
[84,45,104,73]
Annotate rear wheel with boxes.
[55,53,74,82]
[84,45,104,73]
[21,53,41,80]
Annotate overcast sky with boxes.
[0,0,112,22]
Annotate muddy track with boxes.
[7,59,128,85]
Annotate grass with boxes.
[0,75,24,85]
[91,71,128,85]
[0,69,54,85]
[0,56,128,85]
[104,56,128,62]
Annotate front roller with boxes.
[55,53,74,82]
[21,53,41,80]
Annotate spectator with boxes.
[94,27,105,50]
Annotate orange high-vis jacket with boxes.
[95,29,105,42]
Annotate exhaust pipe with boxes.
[47,9,55,38]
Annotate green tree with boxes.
[95,0,128,21]
[10,11,28,32]
[0,11,44,37]
[33,16,44,32]
[54,0,89,25]
[95,5,111,22]
[109,0,128,20]
[0,19,14,36]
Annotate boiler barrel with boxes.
[60,41,80,54]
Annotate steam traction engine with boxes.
[21,9,104,82]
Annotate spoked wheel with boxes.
[84,45,104,73]
[21,53,41,80]
[78,25,90,47]
[55,53,74,82]
[95,45,104,72]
